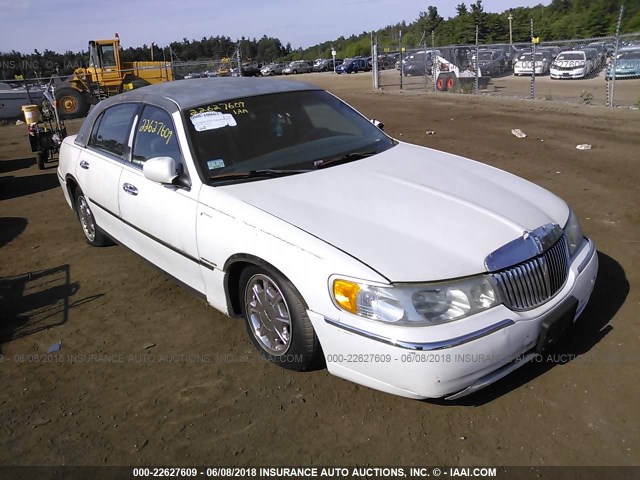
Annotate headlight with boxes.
[331,276,500,326]
[564,209,585,258]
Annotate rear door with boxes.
[75,103,139,238]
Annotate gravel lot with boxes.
[1,72,638,468]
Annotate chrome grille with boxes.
[491,236,569,311]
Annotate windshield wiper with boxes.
[210,168,311,182]
[313,151,378,170]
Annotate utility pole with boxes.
[508,13,513,47]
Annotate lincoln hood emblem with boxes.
[485,223,563,272]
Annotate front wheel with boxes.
[75,189,111,247]
[55,87,89,119]
[240,266,322,371]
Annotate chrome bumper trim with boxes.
[324,318,515,351]
[445,352,539,400]
[577,239,596,274]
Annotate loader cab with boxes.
[87,39,123,92]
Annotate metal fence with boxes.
[373,13,640,108]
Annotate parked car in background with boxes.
[550,50,592,79]
[377,54,398,70]
[183,72,205,79]
[513,51,552,76]
[402,50,441,76]
[283,60,313,75]
[580,48,601,75]
[474,49,507,76]
[240,63,262,77]
[605,50,640,79]
[539,45,561,60]
[312,58,343,72]
[261,63,286,76]
[585,43,608,67]
[57,77,597,400]
[335,57,369,74]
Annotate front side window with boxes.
[132,106,182,166]
[184,90,395,183]
[89,103,139,158]
[99,45,117,67]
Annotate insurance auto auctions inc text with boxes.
[254,467,498,477]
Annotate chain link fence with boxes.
[373,11,640,108]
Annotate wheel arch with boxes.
[223,253,309,317]
[65,174,80,209]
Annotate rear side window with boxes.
[132,105,182,166]
[89,103,139,158]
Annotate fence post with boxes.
[608,5,624,108]
[530,18,536,100]
[475,25,480,95]
[372,37,379,90]
[432,31,436,93]
[399,30,403,91]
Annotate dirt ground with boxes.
[0,72,639,470]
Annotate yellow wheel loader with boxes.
[54,36,173,119]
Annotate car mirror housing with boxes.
[143,156,180,184]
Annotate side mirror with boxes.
[143,156,180,184]
[371,119,384,130]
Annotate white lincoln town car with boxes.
[57,78,598,400]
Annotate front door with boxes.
[117,105,205,293]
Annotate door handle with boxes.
[79,160,90,170]
[122,183,138,196]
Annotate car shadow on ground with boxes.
[432,251,628,406]
[0,172,59,201]
[0,217,28,248]
[0,157,35,174]
[0,265,104,353]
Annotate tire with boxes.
[446,75,457,90]
[56,87,89,119]
[36,151,47,170]
[239,265,322,371]
[74,189,110,247]
[436,76,447,91]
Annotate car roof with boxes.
[74,78,321,148]
[125,77,319,109]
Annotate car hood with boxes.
[220,142,569,282]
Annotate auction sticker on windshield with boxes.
[191,111,237,131]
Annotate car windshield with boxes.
[557,53,584,61]
[184,90,395,183]
[479,52,494,60]
[520,53,544,60]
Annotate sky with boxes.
[0,0,551,54]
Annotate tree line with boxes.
[1,0,638,81]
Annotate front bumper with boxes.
[551,68,587,79]
[311,238,598,399]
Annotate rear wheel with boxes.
[75,189,110,247]
[240,266,321,371]
[56,87,89,119]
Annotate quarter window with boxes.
[89,103,138,158]
[132,106,181,166]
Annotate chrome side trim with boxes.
[445,352,539,400]
[577,239,596,274]
[324,318,515,351]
